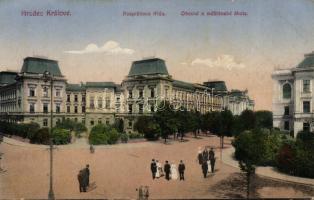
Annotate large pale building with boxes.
[272,51,314,136]
[0,57,254,132]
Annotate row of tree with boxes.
[0,119,87,145]
[134,101,273,143]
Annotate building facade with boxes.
[272,51,314,136]
[0,57,255,132]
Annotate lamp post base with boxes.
[48,189,55,200]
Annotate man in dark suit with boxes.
[202,148,209,162]
[209,148,216,173]
[77,170,86,192]
[202,161,208,178]
[164,160,171,181]
[178,160,185,181]
[150,159,157,179]
[84,164,90,187]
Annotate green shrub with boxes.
[52,128,71,145]
[55,119,87,136]
[129,132,144,139]
[30,128,50,144]
[120,133,129,143]
[89,124,120,145]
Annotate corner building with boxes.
[0,57,254,133]
[272,51,314,136]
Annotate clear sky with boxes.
[1,0,314,110]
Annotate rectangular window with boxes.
[82,118,85,124]
[67,94,70,102]
[284,121,289,131]
[303,122,310,132]
[82,95,86,102]
[43,87,48,97]
[74,118,78,122]
[303,80,310,93]
[29,103,35,113]
[128,90,133,98]
[90,120,94,126]
[284,106,289,116]
[56,104,60,113]
[303,101,310,113]
[56,89,61,97]
[90,97,94,109]
[43,103,48,113]
[74,95,78,102]
[98,97,102,108]
[82,106,86,113]
[74,106,78,113]
[128,121,132,128]
[128,104,132,114]
[139,104,143,114]
[29,88,35,97]
[106,119,109,125]
[151,88,155,98]
[139,89,143,98]
[43,118,48,127]
[105,97,110,109]
[98,119,102,124]
[67,106,70,113]
[150,104,155,112]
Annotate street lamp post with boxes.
[43,71,55,200]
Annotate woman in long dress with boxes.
[156,160,163,178]
[170,163,178,180]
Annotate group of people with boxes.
[150,159,186,181]
[198,147,216,178]
[77,164,90,192]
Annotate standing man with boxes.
[201,161,208,178]
[202,148,209,162]
[84,164,90,187]
[178,160,185,181]
[164,161,171,181]
[77,170,86,192]
[150,159,157,180]
[209,148,216,173]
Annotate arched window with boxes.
[282,83,291,99]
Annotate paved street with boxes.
[0,135,313,199]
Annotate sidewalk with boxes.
[222,147,314,186]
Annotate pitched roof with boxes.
[128,58,169,76]
[0,71,17,86]
[203,81,227,91]
[66,83,86,91]
[21,57,62,76]
[173,80,195,90]
[85,82,116,88]
[297,51,314,68]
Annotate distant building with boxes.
[0,57,254,132]
[272,51,314,136]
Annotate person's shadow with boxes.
[86,182,97,192]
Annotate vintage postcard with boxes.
[0,0,313,199]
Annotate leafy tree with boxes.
[176,107,190,140]
[255,110,273,130]
[52,128,71,145]
[113,118,124,133]
[30,128,50,144]
[153,101,177,143]
[219,109,234,148]
[89,124,120,145]
[134,116,160,140]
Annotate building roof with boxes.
[203,81,228,91]
[173,80,195,90]
[21,57,62,76]
[85,82,116,88]
[229,89,247,97]
[0,71,17,86]
[128,58,169,76]
[297,51,314,68]
[66,83,86,91]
